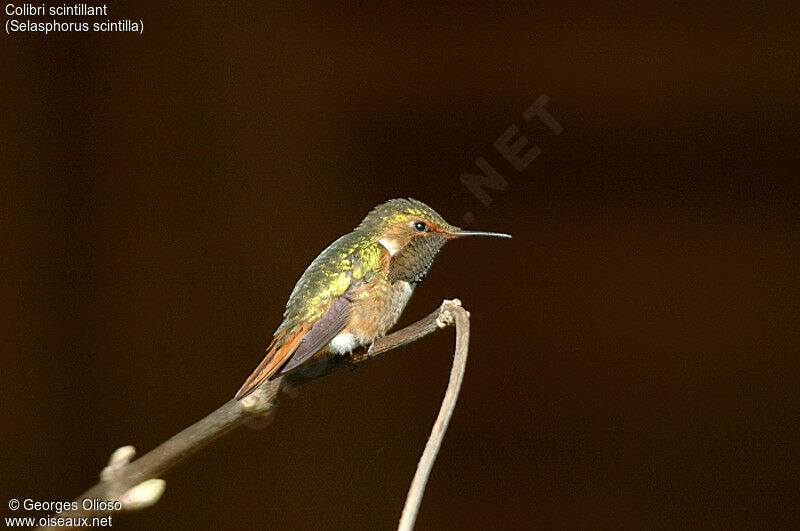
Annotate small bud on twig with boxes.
[120,479,166,511]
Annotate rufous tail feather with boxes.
[235,326,308,399]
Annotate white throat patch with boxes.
[379,238,400,256]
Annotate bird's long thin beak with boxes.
[450,230,512,239]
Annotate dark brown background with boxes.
[2,2,798,529]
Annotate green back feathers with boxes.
[277,232,374,333]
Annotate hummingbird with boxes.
[235,198,510,399]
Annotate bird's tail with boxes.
[235,327,307,399]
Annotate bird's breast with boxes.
[340,280,415,347]
[384,280,414,333]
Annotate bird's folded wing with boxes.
[278,292,354,375]
[234,285,358,400]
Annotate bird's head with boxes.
[358,198,511,284]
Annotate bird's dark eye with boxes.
[413,221,427,232]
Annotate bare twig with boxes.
[38,299,470,530]
[398,302,470,531]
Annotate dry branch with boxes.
[38,299,470,530]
